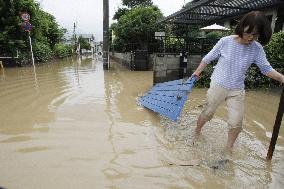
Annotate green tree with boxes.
[265,31,284,62]
[36,11,65,48]
[113,8,129,20]
[0,0,25,56]
[170,24,201,40]
[113,6,163,48]
[185,0,200,7]
[122,0,153,8]
[78,36,91,54]
[54,43,72,58]
[113,0,153,21]
[0,0,66,63]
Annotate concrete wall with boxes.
[188,55,202,69]
[152,53,180,83]
[111,52,153,71]
[111,52,132,68]
[111,52,202,84]
[153,53,202,84]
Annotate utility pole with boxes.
[103,0,109,70]
[72,22,76,55]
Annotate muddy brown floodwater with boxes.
[0,56,283,189]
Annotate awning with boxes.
[158,0,284,25]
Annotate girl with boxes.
[192,11,284,149]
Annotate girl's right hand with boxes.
[191,73,200,80]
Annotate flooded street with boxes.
[0,56,283,189]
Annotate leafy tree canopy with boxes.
[113,8,129,20]
[112,6,163,46]
[110,23,118,31]
[78,36,91,51]
[122,0,153,8]
[0,0,65,56]
[169,24,202,40]
[185,0,199,7]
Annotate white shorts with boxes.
[200,81,245,129]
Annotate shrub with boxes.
[33,41,53,62]
[112,38,124,52]
[53,43,72,58]
[194,64,214,88]
[205,31,224,40]
[245,65,284,89]
[265,31,284,62]
[18,51,30,65]
[245,31,284,88]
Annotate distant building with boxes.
[95,41,103,55]
[63,32,73,45]
[64,33,100,55]
[78,34,95,54]
[79,34,95,44]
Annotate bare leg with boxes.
[195,115,207,135]
[227,127,241,148]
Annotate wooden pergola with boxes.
[158,0,284,25]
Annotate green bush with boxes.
[18,51,30,65]
[265,31,284,62]
[112,38,125,52]
[245,31,284,88]
[53,43,72,58]
[245,65,284,89]
[194,64,214,88]
[33,41,53,62]
[205,31,224,40]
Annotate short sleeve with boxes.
[202,38,224,64]
[254,46,273,75]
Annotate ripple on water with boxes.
[150,103,282,188]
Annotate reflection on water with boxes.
[0,56,283,189]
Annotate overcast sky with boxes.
[39,0,189,41]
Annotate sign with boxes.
[155,32,165,37]
[21,22,32,32]
[20,12,30,21]
[19,12,35,66]
[155,32,165,40]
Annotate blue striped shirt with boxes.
[202,35,273,89]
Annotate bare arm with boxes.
[266,70,284,84]
[192,61,208,78]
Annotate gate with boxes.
[131,50,148,71]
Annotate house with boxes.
[78,34,95,55]
[94,41,103,55]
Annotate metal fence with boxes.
[112,36,218,55]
